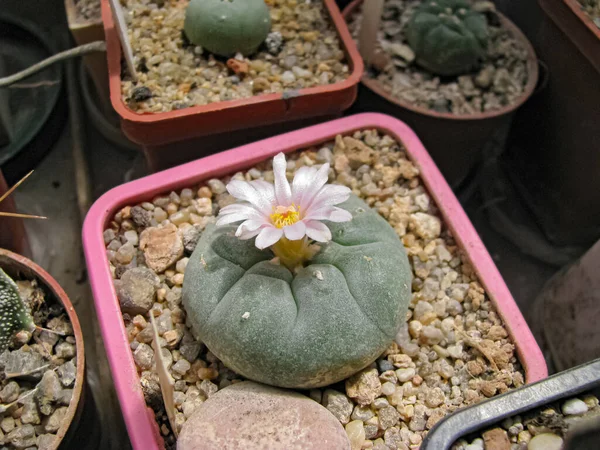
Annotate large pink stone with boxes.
[177,381,350,450]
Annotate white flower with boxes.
[216,152,353,249]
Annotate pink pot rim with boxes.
[82,113,547,450]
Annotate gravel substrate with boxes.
[120,0,350,113]
[454,393,600,450]
[578,0,600,28]
[74,0,101,22]
[349,0,531,115]
[0,279,77,450]
[105,129,524,449]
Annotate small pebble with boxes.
[527,433,563,450]
[562,398,588,415]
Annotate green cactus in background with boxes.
[0,268,34,353]
[184,0,272,58]
[406,0,489,76]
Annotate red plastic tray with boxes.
[100,0,364,146]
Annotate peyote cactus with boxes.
[0,268,34,353]
[184,0,272,58]
[406,0,489,77]
[183,195,412,389]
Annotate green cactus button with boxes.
[184,0,272,57]
[183,195,412,388]
[406,0,489,76]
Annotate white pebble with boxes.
[207,179,226,195]
[527,433,563,450]
[447,344,463,359]
[292,66,312,79]
[103,229,116,244]
[345,420,365,450]
[124,230,139,246]
[172,359,191,376]
[465,438,484,450]
[281,71,296,84]
[381,382,396,396]
[176,258,189,274]
[396,368,415,383]
[562,398,588,415]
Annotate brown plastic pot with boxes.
[0,249,100,450]
[502,0,600,247]
[101,0,363,170]
[343,0,539,188]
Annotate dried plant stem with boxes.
[150,315,178,437]
[0,388,38,413]
[34,325,66,337]
[459,330,500,372]
[358,0,385,66]
[0,41,106,88]
[5,364,50,380]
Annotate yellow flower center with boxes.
[270,204,300,229]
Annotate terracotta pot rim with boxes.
[100,0,364,125]
[0,249,85,450]
[563,0,600,41]
[343,0,539,122]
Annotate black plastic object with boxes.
[421,358,600,450]
[0,13,66,185]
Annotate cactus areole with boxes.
[184,0,272,58]
[406,0,489,77]
[182,153,412,388]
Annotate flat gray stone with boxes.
[115,267,160,315]
[177,381,350,450]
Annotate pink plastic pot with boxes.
[82,113,547,449]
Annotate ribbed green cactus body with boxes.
[184,0,272,57]
[406,0,489,76]
[182,195,412,389]
[0,268,34,353]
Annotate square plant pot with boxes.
[100,0,363,153]
[82,113,547,449]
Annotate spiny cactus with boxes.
[184,0,272,58]
[0,268,34,353]
[406,0,489,76]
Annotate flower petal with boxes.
[219,203,262,218]
[305,220,332,242]
[303,205,352,223]
[235,219,264,235]
[216,203,266,226]
[216,212,254,226]
[249,180,276,205]
[308,184,351,210]
[236,220,265,240]
[255,226,284,249]
[226,180,273,215]
[283,221,306,241]
[297,163,330,212]
[327,207,353,222]
[273,153,292,206]
[291,166,317,208]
